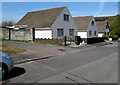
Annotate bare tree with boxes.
[1,21,16,28]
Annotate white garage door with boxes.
[35,30,52,39]
[78,32,87,38]
[98,33,104,37]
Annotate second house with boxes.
[73,16,98,41]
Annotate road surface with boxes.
[4,42,118,83]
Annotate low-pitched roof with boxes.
[96,21,107,33]
[16,7,66,28]
[73,16,93,32]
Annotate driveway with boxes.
[3,41,79,63]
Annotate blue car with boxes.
[0,51,14,79]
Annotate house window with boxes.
[94,31,97,36]
[57,29,64,36]
[69,29,74,36]
[63,14,69,21]
[91,21,94,25]
[89,31,92,36]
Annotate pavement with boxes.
[2,41,115,64]
[2,41,118,83]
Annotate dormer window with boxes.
[91,21,94,25]
[63,14,69,21]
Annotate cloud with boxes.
[94,0,106,16]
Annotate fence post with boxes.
[64,36,67,46]
[8,28,11,40]
[32,28,35,41]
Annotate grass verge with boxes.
[1,39,30,43]
[1,39,63,46]
[0,44,26,54]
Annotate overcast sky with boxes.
[2,2,118,23]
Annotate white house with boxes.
[96,21,110,37]
[73,16,98,39]
[16,6,77,39]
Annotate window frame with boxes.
[89,31,92,36]
[57,29,64,36]
[94,31,97,36]
[91,21,94,25]
[63,14,69,21]
[69,29,74,36]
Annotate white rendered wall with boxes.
[98,33,104,37]
[51,7,77,39]
[78,32,87,38]
[35,30,52,39]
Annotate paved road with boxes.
[4,42,118,83]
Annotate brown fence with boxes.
[35,38,64,45]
